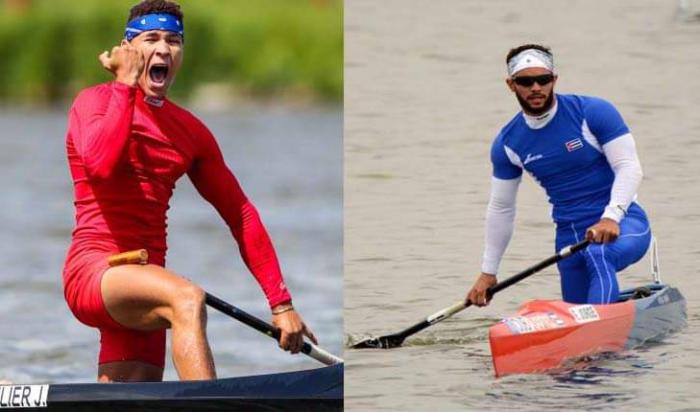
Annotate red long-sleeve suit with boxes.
[62,81,291,367]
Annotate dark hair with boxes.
[128,0,184,23]
[506,44,552,64]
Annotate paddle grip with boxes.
[107,249,149,266]
[426,301,468,324]
[304,342,344,365]
[559,239,590,257]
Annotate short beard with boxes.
[516,92,555,116]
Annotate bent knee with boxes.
[171,283,207,322]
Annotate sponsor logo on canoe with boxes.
[502,313,562,334]
[656,294,670,306]
[548,311,566,326]
[568,304,600,323]
[0,384,48,408]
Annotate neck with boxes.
[523,96,558,130]
[143,94,165,107]
[135,87,166,107]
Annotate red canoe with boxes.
[489,284,686,377]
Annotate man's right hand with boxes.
[98,43,145,87]
[272,308,317,355]
[466,273,498,307]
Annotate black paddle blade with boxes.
[352,334,405,349]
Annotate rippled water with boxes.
[345,0,700,410]
[0,106,342,383]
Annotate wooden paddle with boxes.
[351,239,590,349]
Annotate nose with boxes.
[154,39,171,57]
[530,81,543,91]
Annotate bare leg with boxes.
[100,264,216,381]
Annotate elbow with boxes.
[626,162,644,184]
[612,160,643,185]
[489,206,516,217]
[79,148,124,180]
[488,199,516,215]
[227,201,258,236]
[83,160,115,181]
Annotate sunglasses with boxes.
[512,74,554,87]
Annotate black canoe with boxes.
[0,364,343,412]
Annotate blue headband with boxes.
[124,13,184,41]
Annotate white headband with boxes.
[507,49,554,76]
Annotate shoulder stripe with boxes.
[581,119,602,153]
[503,145,523,168]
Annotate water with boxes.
[345,0,700,410]
[0,105,342,383]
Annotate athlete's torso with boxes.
[492,94,631,224]
[66,83,203,261]
[63,82,292,309]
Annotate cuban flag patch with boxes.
[565,138,584,152]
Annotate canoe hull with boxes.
[489,284,686,377]
[0,364,343,412]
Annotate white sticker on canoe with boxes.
[0,385,48,408]
[502,314,561,334]
[568,304,600,323]
[503,316,535,334]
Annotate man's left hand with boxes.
[272,309,318,354]
[586,218,620,243]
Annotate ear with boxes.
[505,78,516,92]
[121,39,130,47]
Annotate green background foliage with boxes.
[0,0,343,104]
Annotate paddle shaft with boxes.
[205,293,344,366]
[388,239,591,342]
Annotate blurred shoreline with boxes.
[0,0,343,105]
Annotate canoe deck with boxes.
[489,284,686,377]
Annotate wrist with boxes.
[602,204,626,223]
[115,73,140,88]
[480,272,497,286]
[272,302,294,315]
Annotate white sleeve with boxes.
[481,176,521,275]
[601,133,643,222]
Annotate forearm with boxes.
[601,133,643,222]
[230,201,292,308]
[480,177,520,275]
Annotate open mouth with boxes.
[148,64,169,85]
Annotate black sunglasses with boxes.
[512,74,554,87]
